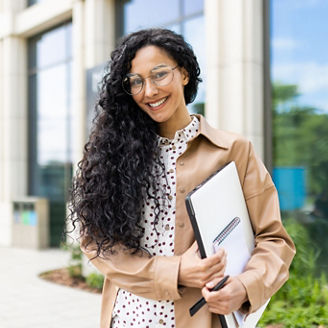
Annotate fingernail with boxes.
[207,281,214,288]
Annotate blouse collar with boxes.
[158,116,199,147]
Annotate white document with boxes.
[185,161,270,328]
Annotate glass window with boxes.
[183,0,203,16]
[271,0,328,275]
[37,27,68,69]
[28,0,46,7]
[37,65,69,164]
[166,23,181,35]
[183,15,205,114]
[28,22,73,246]
[123,0,180,34]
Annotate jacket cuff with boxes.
[154,255,182,301]
[236,270,263,313]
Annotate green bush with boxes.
[86,272,104,290]
[258,219,328,328]
[67,264,83,279]
[61,242,83,279]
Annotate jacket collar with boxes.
[193,114,229,150]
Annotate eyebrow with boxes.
[129,63,171,76]
[151,64,170,70]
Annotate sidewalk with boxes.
[0,247,101,328]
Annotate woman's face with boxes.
[129,45,189,125]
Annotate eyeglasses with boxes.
[122,64,178,95]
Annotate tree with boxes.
[272,83,328,197]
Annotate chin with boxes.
[145,111,171,123]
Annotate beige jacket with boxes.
[81,115,295,328]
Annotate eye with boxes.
[130,77,143,87]
[152,70,169,81]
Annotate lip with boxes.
[146,96,168,111]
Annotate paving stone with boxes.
[0,247,101,328]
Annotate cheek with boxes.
[132,94,141,104]
[172,83,186,102]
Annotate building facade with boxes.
[0,0,266,247]
[2,1,327,277]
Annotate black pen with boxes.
[189,275,230,317]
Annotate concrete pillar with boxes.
[71,0,86,166]
[0,0,27,246]
[205,0,264,158]
[84,0,115,68]
[71,0,116,167]
[2,37,27,200]
[3,0,25,12]
[0,39,4,202]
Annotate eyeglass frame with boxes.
[122,64,178,95]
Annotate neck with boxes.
[159,110,192,139]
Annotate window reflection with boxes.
[124,0,179,34]
[36,27,68,69]
[38,65,68,121]
[27,0,46,7]
[184,15,205,114]
[183,0,203,16]
[28,22,72,246]
[271,0,328,274]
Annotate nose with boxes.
[143,78,158,97]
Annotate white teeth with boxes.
[148,97,167,108]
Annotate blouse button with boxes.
[169,168,174,173]
[172,145,176,150]
[168,195,173,200]
[159,319,164,324]
[165,224,170,231]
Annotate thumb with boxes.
[190,240,199,253]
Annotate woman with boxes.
[70,28,295,328]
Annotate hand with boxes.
[201,276,248,315]
[178,241,226,289]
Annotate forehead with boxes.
[130,45,176,74]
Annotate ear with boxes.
[181,68,189,86]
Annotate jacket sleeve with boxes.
[80,237,182,301]
[236,141,296,313]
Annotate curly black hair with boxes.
[69,28,202,256]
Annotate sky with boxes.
[271,0,328,112]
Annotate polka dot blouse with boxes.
[111,116,199,328]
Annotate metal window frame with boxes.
[263,0,273,173]
[115,0,204,38]
[27,21,73,197]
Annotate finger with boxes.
[201,285,211,301]
[207,279,235,305]
[189,240,199,254]
[204,264,226,284]
[213,251,227,269]
[212,248,225,259]
[206,249,226,266]
[202,286,222,303]
[202,287,230,314]
[203,252,227,277]
[206,275,226,289]
[198,264,224,284]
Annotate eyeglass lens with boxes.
[123,65,175,95]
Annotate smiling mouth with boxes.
[148,97,168,108]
